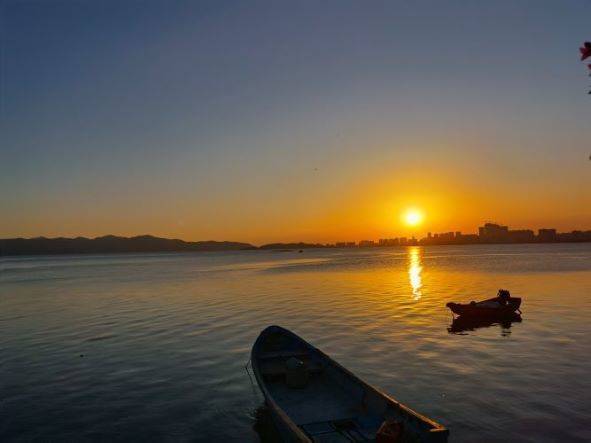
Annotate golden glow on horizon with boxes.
[6,162,588,243]
[403,208,424,227]
[408,247,423,300]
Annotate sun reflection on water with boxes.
[408,247,423,300]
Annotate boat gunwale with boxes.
[251,325,449,442]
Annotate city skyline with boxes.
[3,221,590,251]
[358,222,591,247]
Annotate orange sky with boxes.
[2,2,590,244]
[6,139,589,244]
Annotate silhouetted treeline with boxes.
[0,235,255,256]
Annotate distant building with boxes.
[415,223,590,246]
[421,230,480,245]
[379,238,399,246]
[538,228,557,242]
[558,230,591,242]
[479,223,509,242]
[507,229,535,243]
[438,232,455,242]
[358,240,375,247]
[458,234,479,243]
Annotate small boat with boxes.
[446,289,521,319]
[251,325,449,442]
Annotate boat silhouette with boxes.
[446,289,522,319]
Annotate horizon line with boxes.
[3,222,591,248]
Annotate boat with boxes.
[251,325,449,442]
[446,289,521,319]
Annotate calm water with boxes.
[1,244,590,442]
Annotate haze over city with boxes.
[2,1,590,244]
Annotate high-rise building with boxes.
[479,223,509,242]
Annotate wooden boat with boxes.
[251,325,449,442]
[446,294,521,319]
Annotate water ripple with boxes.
[1,244,590,442]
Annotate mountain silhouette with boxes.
[0,235,255,256]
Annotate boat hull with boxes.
[251,325,449,442]
[446,297,521,318]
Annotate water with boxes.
[1,244,590,442]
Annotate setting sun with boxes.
[403,209,424,227]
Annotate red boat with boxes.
[446,289,521,318]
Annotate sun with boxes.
[403,208,424,227]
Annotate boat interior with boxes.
[256,329,444,442]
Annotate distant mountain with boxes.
[259,242,328,250]
[0,235,255,256]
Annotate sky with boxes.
[1,0,590,244]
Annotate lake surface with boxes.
[1,244,590,442]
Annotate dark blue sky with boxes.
[2,1,590,242]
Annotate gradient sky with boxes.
[2,1,590,244]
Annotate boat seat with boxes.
[301,417,379,442]
[260,358,324,377]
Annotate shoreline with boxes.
[1,239,590,257]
